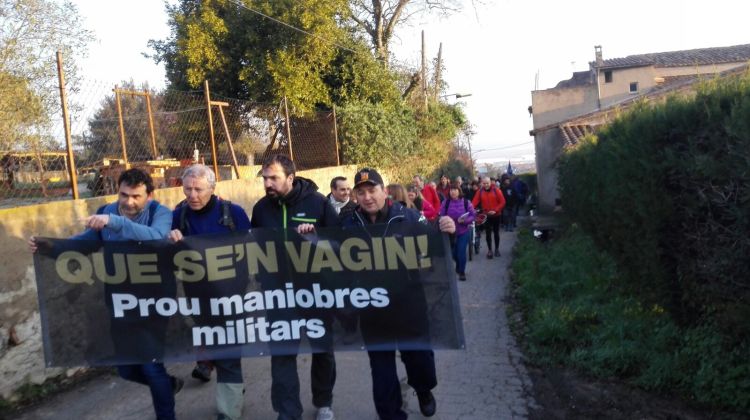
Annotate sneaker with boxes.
[191,362,213,383]
[416,391,436,417]
[494,249,501,257]
[458,273,466,281]
[171,376,184,395]
[316,406,335,420]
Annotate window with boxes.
[629,82,638,93]
[604,70,613,83]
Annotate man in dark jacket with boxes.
[167,164,251,420]
[341,167,455,420]
[250,154,339,420]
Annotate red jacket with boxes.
[421,198,437,221]
[421,185,441,216]
[471,186,505,215]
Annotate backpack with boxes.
[442,197,470,215]
[95,200,160,239]
[177,199,236,234]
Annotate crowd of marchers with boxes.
[30,155,531,420]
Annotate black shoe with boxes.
[191,363,212,383]
[494,249,501,257]
[458,273,466,281]
[172,376,184,394]
[486,250,493,259]
[416,391,436,417]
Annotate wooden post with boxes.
[283,96,294,162]
[434,42,442,100]
[56,51,78,199]
[114,87,129,167]
[145,91,159,159]
[204,80,220,181]
[332,106,340,166]
[421,30,427,110]
[217,105,241,179]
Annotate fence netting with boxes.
[1,74,339,208]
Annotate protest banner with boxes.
[32,223,465,367]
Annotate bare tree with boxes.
[348,0,459,63]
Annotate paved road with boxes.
[18,231,535,419]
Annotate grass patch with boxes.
[511,224,750,413]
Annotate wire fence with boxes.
[1,65,340,208]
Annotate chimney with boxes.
[594,45,603,68]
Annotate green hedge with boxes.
[558,75,750,335]
[512,227,750,412]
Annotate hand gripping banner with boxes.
[32,223,465,367]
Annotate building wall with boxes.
[0,164,361,399]
[599,62,746,108]
[531,85,599,129]
[533,128,566,214]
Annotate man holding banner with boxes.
[250,154,340,420]
[28,168,180,420]
[168,164,251,420]
[341,167,456,420]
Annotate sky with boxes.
[73,0,750,164]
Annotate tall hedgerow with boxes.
[558,74,750,336]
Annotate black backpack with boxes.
[177,199,236,235]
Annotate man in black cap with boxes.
[340,167,455,420]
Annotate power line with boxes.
[474,141,535,153]
[226,0,357,54]
[224,0,417,70]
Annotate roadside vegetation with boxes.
[512,72,750,413]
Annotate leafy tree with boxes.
[0,0,93,148]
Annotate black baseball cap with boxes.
[353,168,384,188]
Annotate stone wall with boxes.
[0,164,361,399]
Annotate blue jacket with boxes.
[72,200,171,241]
[172,195,251,235]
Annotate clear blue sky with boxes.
[74,0,750,163]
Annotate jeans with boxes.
[451,231,470,275]
[368,350,437,420]
[117,363,175,420]
[271,352,336,420]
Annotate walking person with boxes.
[511,175,529,229]
[341,168,456,420]
[471,176,505,258]
[250,154,339,420]
[500,176,517,232]
[28,168,181,420]
[436,174,451,202]
[439,181,476,281]
[413,175,441,221]
[407,185,437,221]
[167,164,251,420]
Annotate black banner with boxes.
[33,223,465,367]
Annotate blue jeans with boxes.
[451,231,470,275]
[117,363,175,420]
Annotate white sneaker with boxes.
[316,406,335,420]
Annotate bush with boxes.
[512,226,750,412]
[558,75,750,333]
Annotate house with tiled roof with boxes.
[529,44,750,213]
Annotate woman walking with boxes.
[439,182,476,281]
